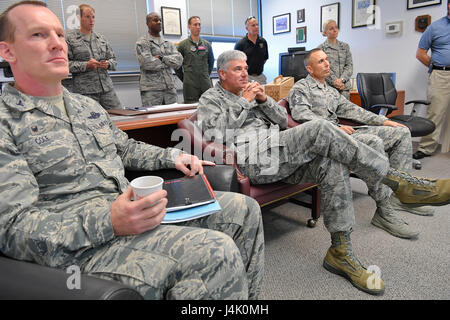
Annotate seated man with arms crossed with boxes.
[197,50,450,295]
[0,1,264,300]
[288,48,436,238]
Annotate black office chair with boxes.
[356,73,435,169]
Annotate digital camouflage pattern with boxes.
[66,29,122,109]
[0,84,263,299]
[87,191,264,299]
[135,33,183,106]
[289,74,387,127]
[197,82,288,161]
[197,82,395,233]
[288,74,413,172]
[318,39,353,98]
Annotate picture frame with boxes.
[161,6,182,36]
[297,9,305,23]
[352,0,376,28]
[273,13,291,35]
[296,26,307,43]
[407,0,441,10]
[320,3,340,32]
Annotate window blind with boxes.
[46,0,148,72]
[187,0,259,38]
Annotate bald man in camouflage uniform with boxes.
[0,2,263,300]
[197,50,450,295]
[135,13,183,107]
[66,4,122,109]
[289,48,434,231]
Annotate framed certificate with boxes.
[321,3,340,32]
[161,6,182,36]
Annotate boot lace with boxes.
[391,170,435,190]
[344,241,364,271]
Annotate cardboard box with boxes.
[265,75,294,102]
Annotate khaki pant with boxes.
[418,69,450,154]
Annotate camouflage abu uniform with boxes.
[176,36,214,103]
[66,29,122,109]
[135,33,183,106]
[0,84,264,299]
[288,74,413,173]
[197,82,393,233]
[318,39,353,99]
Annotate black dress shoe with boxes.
[413,151,431,159]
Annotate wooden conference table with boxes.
[110,104,197,148]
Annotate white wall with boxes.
[260,0,447,106]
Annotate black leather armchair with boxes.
[356,72,435,169]
[0,165,237,300]
[0,252,143,300]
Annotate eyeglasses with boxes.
[245,16,256,24]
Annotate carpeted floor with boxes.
[259,152,450,300]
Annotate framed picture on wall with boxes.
[273,13,291,34]
[320,3,340,32]
[297,9,305,23]
[296,26,307,43]
[161,6,182,36]
[352,0,376,28]
[407,0,441,10]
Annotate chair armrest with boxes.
[369,104,397,116]
[338,118,365,126]
[0,255,143,300]
[238,175,251,196]
[405,100,430,106]
[203,165,239,192]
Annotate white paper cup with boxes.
[130,176,164,201]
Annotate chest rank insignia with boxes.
[88,112,101,119]
[31,126,38,133]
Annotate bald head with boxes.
[146,12,162,36]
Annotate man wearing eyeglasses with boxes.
[234,16,268,85]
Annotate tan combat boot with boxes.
[383,169,450,206]
[323,231,385,295]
